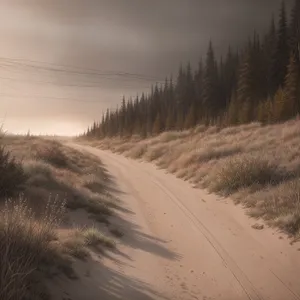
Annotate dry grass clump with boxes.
[62,226,115,259]
[62,232,89,260]
[85,197,112,216]
[82,226,115,248]
[211,156,285,195]
[0,197,68,300]
[245,179,300,236]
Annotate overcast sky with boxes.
[0,0,293,135]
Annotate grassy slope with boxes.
[0,136,122,300]
[84,118,300,238]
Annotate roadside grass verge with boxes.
[82,118,300,237]
[0,135,121,299]
[2,136,117,222]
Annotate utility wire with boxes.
[0,93,111,103]
[0,75,162,88]
[0,56,165,82]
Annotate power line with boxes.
[0,56,165,82]
[0,93,112,103]
[0,75,162,88]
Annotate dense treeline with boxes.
[84,0,300,139]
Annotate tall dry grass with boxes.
[0,196,66,300]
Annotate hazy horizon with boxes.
[0,0,292,135]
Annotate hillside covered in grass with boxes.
[84,118,300,239]
[0,135,122,300]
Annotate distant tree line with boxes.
[84,0,300,139]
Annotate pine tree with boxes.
[271,1,289,94]
[264,15,277,96]
[226,93,239,125]
[176,110,184,130]
[289,0,300,63]
[273,87,286,121]
[236,48,253,123]
[283,52,299,117]
[202,41,219,117]
[184,103,196,129]
[119,96,127,137]
[194,58,204,121]
[152,112,163,135]
[238,100,252,124]
[165,108,175,131]
[223,47,238,106]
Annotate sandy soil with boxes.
[52,143,300,300]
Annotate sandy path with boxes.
[60,143,300,300]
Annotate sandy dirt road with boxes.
[60,143,300,300]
